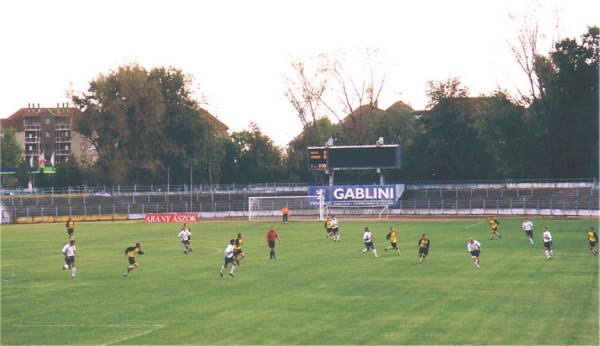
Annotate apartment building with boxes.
[1,103,229,169]
[0,103,97,167]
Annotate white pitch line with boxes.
[8,324,157,327]
[103,324,167,346]
[465,221,484,228]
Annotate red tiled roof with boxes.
[199,108,229,136]
[0,106,83,131]
[1,105,229,136]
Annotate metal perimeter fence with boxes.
[0,180,598,223]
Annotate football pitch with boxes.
[1,217,598,345]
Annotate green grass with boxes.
[1,217,598,345]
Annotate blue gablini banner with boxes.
[308,184,405,206]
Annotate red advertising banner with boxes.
[144,213,199,223]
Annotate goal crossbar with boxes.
[248,195,325,222]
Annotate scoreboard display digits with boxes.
[308,147,328,170]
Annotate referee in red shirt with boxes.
[266,226,280,260]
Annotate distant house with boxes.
[199,108,229,136]
[1,104,229,168]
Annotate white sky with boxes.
[0,0,597,146]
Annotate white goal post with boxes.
[323,204,389,219]
[248,195,325,222]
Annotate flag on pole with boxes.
[29,155,34,167]
[50,152,55,167]
[39,151,45,168]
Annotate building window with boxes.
[45,131,51,138]
[45,118,50,125]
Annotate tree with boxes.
[284,49,391,145]
[285,117,344,182]
[149,67,223,185]
[72,64,223,185]
[0,128,23,187]
[534,26,599,178]
[225,124,284,183]
[284,58,328,128]
[404,78,485,180]
[53,155,85,187]
[472,91,529,179]
[73,64,167,184]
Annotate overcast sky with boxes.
[0,0,597,146]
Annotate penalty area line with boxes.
[103,323,167,346]
[465,221,484,229]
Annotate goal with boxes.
[248,195,325,222]
[323,204,389,219]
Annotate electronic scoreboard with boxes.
[307,144,400,170]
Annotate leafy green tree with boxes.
[14,161,30,188]
[472,91,529,179]
[73,64,166,184]
[285,117,344,182]
[73,64,223,185]
[533,26,599,178]
[404,78,485,180]
[53,155,85,187]
[148,67,223,185]
[0,128,23,187]
[226,124,284,183]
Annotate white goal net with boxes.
[248,195,325,222]
[323,204,389,219]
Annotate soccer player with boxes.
[124,242,144,276]
[178,223,192,255]
[361,227,378,257]
[281,205,289,224]
[65,217,75,240]
[61,240,78,278]
[522,218,534,245]
[234,233,245,264]
[587,226,598,256]
[219,239,237,277]
[266,226,280,260]
[331,215,340,242]
[384,226,401,255]
[418,233,430,263]
[489,216,501,240]
[542,227,554,260]
[467,238,482,269]
[324,216,333,239]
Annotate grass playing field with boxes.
[1,217,598,345]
